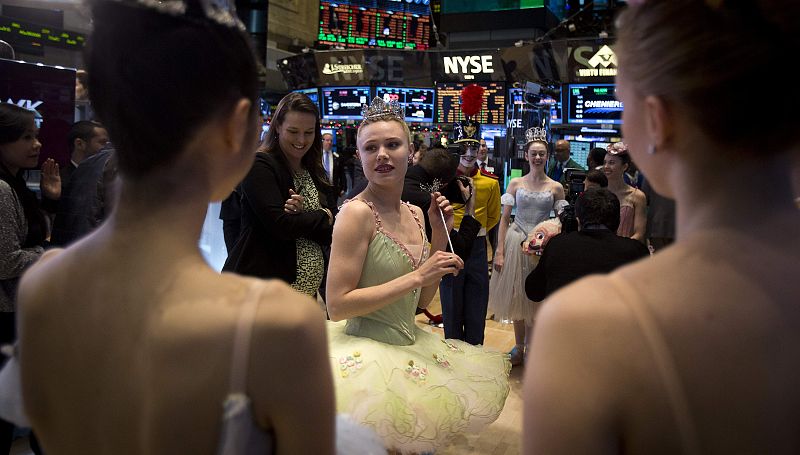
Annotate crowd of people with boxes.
[1,0,798,453]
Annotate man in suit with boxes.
[546,139,583,185]
[321,132,346,198]
[61,121,110,186]
[525,188,649,301]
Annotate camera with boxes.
[564,168,586,205]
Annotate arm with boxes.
[0,186,44,280]
[631,189,647,243]
[484,180,502,231]
[493,179,517,272]
[250,287,335,454]
[523,277,632,454]
[241,156,332,241]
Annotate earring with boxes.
[647,144,657,155]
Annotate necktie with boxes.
[324,151,332,180]
[553,162,562,181]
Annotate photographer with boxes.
[524,188,649,302]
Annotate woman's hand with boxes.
[40,158,61,200]
[416,250,464,286]
[493,254,504,273]
[427,192,454,235]
[285,188,305,214]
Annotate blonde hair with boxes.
[356,114,411,146]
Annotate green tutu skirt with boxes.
[327,321,511,453]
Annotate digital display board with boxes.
[320,86,371,120]
[318,1,431,50]
[441,0,543,13]
[565,84,623,125]
[292,88,321,114]
[375,86,435,123]
[0,16,86,55]
[435,82,506,125]
[480,125,506,150]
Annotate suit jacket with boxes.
[546,157,584,184]
[223,151,337,283]
[323,149,347,196]
[525,226,649,302]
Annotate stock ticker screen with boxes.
[375,86,435,123]
[435,82,506,125]
[318,0,431,50]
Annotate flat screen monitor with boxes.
[565,83,623,125]
[436,81,506,125]
[320,86,371,120]
[593,141,611,151]
[318,0,430,50]
[292,88,320,113]
[568,141,591,170]
[480,125,506,150]
[374,86,435,123]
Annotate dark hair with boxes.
[263,92,329,187]
[587,147,607,168]
[0,103,47,247]
[616,0,800,153]
[585,169,608,188]
[418,147,457,185]
[67,120,104,153]
[575,188,620,232]
[85,1,259,178]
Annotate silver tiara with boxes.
[525,126,547,143]
[361,96,405,122]
[109,0,245,31]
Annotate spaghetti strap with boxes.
[228,281,265,394]
[608,275,702,455]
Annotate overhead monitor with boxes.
[317,0,431,50]
[564,83,623,125]
[320,86,371,120]
[292,88,320,114]
[435,81,506,125]
[374,86,435,123]
[480,125,506,150]
[507,87,561,126]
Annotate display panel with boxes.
[292,88,321,113]
[565,84,623,125]
[435,82,506,125]
[318,0,431,50]
[568,141,591,170]
[375,86,435,123]
[480,125,506,150]
[441,0,543,13]
[320,86,371,120]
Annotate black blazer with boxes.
[525,227,649,302]
[223,151,336,283]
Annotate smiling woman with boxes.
[223,92,337,297]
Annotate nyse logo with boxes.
[443,55,494,80]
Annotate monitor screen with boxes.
[375,86,435,123]
[318,0,431,50]
[480,125,506,150]
[436,82,506,125]
[565,83,623,125]
[292,88,320,114]
[568,141,591,170]
[320,86,371,120]
[441,0,543,13]
[508,87,561,126]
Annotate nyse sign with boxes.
[442,55,494,80]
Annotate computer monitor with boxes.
[374,86,435,123]
[320,86,371,120]
[564,83,623,125]
[292,87,320,114]
[480,125,506,150]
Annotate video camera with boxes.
[564,168,586,205]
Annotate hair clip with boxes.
[107,0,245,31]
[361,97,405,122]
[524,127,548,143]
[607,142,628,155]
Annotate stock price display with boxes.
[435,82,506,125]
[375,87,435,123]
[318,0,430,50]
[0,16,85,54]
[566,84,623,125]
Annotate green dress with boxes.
[327,199,511,453]
[289,169,325,297]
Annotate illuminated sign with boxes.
[436,82,506,125]
[317,1,431,50]
[0,16,86,52]
[442,55,495,79]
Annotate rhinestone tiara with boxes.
[361,96,405,122]
[525,126,548,143]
